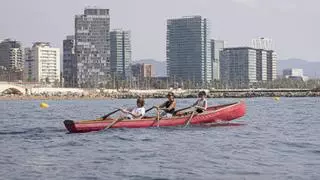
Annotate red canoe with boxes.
[64,101,246,133]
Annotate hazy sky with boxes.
[1,0,319,61]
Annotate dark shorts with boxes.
[196,109,204,113]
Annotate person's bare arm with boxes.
[194,100,207,110]
[192,99,198,106]
[155,102,166,109]
[128,111,141,118]
[166,100,176,111]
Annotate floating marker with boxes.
[40,102,49,108]
[273,97,280,101]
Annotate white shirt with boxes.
[196,99,207,109]
[127,107,145,119]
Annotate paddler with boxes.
[154,92,177,118]
[119,97,146,120]
[192,91,208,113]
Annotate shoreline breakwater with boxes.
[1,88,320,100]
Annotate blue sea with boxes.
[0,97,320,180]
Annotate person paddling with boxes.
[192,91,208,113]
[120,97,146,120]
[155,92,177,118]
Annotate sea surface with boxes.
[0,97,320,180]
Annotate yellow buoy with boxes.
[40,102,49,108]
[273,97,280,101]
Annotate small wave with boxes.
[190,122,246,128]
[0,127,44,135]
[229,171,261,175]
[310,150,320,154]
[0,127,65,136]
[282,141,315,149]
[141,138,153,142]
[102,134,135,142]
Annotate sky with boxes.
[0,0,319,62]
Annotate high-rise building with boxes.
[211,40,224,80]
[110,29,131,79]
[23,47,34,81]
[0,39,24,71]
[256,49,267,81]
[23,42,60,84]
[167,16,211,84]
[267,50,277,81]
[63,35,76,87]
[75,8,110,87]
[220,47,257,88]
[252,37,273,50]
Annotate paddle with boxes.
[156,109,160,127]
[104,106,156,130]
[173,106,193,116]
[184,111,196,127]
[145,106,155,113]
[101,109,121,120]
[101,105,155,120]
[104,117,123,129]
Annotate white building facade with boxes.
[283,68,308,81]
[23,42,60,84]
[252,37,273,50]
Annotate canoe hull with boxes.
[64,101,246,133]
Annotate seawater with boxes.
[0,98,320,180]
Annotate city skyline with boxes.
[1,0,319,62]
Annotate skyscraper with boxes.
[75,8,110,88]
[63,35,76,87]
[0,39,24,71]
[23,42,60,84]
[220,47,257,88]
[256,49,267,81]
[167,16,211,85]
[211,40,224,80]
[267,50,277,81]
[110,29,131,80]
[23,47,34,81]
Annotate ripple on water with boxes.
[1,98,320,180]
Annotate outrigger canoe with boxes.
[64,101,246,133]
